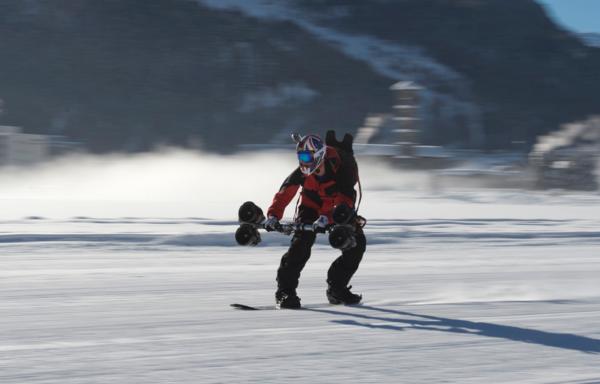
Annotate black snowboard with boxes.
[230,303,359,310]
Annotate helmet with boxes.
[295,134,326,175]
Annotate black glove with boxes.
[264,216,280,232]
[312,215,329,232]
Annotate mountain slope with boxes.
[581,33,600,48]
[207,0,600,148]
[0,0,390,152]
[0,0,598,152]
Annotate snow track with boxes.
[1,211,600,383]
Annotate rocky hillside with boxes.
[0,0,598,152]
[581,33,600,48]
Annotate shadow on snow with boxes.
[307,305,600,354]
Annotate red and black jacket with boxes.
[267,147,357,223]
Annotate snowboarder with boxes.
[265,131,366,309]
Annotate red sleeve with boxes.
[267,168,303,220]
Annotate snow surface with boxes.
[1,151,600,383]
[580,33,600,48]
[197,0,461,83]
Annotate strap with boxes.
[356,178,363,214]
[292,194,301,222]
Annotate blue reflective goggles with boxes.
[297,150,314,163]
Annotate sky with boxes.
[537,0,600,33]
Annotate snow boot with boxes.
[326,285,362,305]
[275,290,301,309]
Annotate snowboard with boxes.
[230,303,360,310]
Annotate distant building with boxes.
[0,126,81,166]
[390,81,423,158]
[48,135,83,157]
[355,81,450,167]
[0,126,50,166]
[529,116,600,191]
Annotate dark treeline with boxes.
[0,0,598,152]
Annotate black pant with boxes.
[276,227,366,294]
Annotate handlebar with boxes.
[236,201,363,250]
[257,221,330,235]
